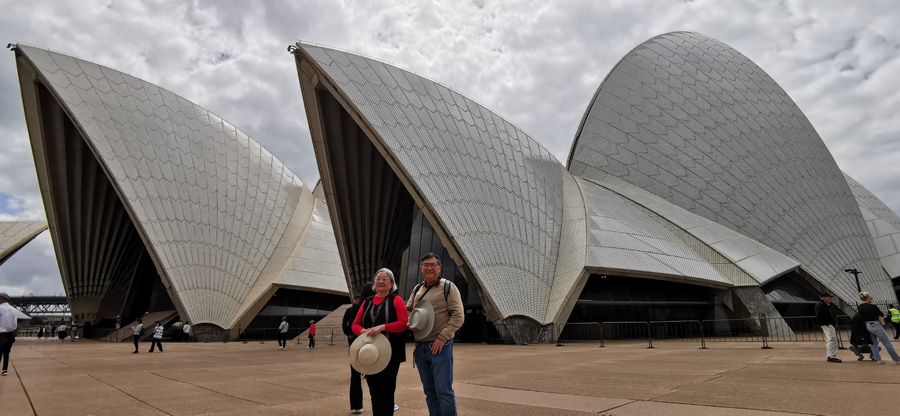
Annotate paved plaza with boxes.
[0,338,896,415]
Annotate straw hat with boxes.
[349,333,392,375]
[408,299,435,341]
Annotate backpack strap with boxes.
[414,279,453,303]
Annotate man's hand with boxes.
[407,322,419,332]
[431,338,445,355]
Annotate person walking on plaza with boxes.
[352,269,408,415]
[56,323,67,342]
[182,321,191,342]
[407,253,465,415]
[815,293,841,363]
[887,305,900,340]
[859,292,900,364]
[148,321,164,352]
[131,319,143,353]
[70,321,77,342]
[37,326,44,339]
[308,319,316,349]
[343,292,365,413]
[277,317,289,350]
[0,293,18,376]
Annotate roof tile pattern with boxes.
[568,32,892,304]
[577,178,730,287]
[0,221,47,265]
[589,176,800,285]
[17,45,304,328]
[845,173,900,278]
[279,198,347,293]
[299,43,565,322]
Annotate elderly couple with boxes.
[348,253,464,416]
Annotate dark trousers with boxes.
[365,360,400,416]
[309,335,315,348]
[277,333,287,348]
[183,332,191,342]
[133,334,140,352]
[350,364,363,410]
[0,333,13,372]
[892,322,900,339]
[149,338,163,352]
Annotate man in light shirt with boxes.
[407,253,464,416]
[130,319,143,354]
[182,322,191,342]
[0,293,18,376]
[277,317,289,350]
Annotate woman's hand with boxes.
[362,324,385,337]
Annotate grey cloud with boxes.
[0,0,898,295]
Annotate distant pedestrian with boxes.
[182,322,191,342]
[148,321,163,352]
[0,293,18,376]
[308,320,316,349]
[131,319,143,354]
[37,327,44,339]
[70,321,77,342]
[343,290,367,414]
[887,305,900,340]
[57,323,67,342]
[859,292,900,364]
[277,317,288,350]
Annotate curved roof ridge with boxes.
[296,40,564,167]
[14,43,303,187]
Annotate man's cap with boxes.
[408,299,435,341]
[0,292,9,301]
[820,293,833,298]
[349,333,392,375]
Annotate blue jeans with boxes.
[866,321,900,361]
[415,339,456,416]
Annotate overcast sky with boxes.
[1,0,898,296]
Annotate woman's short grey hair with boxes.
[374,268,398,292]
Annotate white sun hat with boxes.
[349,333,392,375]
[408,299,435,341]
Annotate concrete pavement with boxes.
[0,338,895,415]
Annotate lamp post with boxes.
[844,269,862,293]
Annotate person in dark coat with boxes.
[815,293,841,363]
[848,314,876,360]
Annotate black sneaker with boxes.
[826,357,842,363]
[849,345,863,360]
[2,370,7,376]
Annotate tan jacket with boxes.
[407,278,464,342]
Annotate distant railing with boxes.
[497,314,874,349]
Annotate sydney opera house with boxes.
[11,31,900,341]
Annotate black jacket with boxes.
[342,302,361,345]
[849,314,871,347]
[815,300,836,326]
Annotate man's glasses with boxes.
[420,263,440,269]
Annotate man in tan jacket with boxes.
[407,253,464,416]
